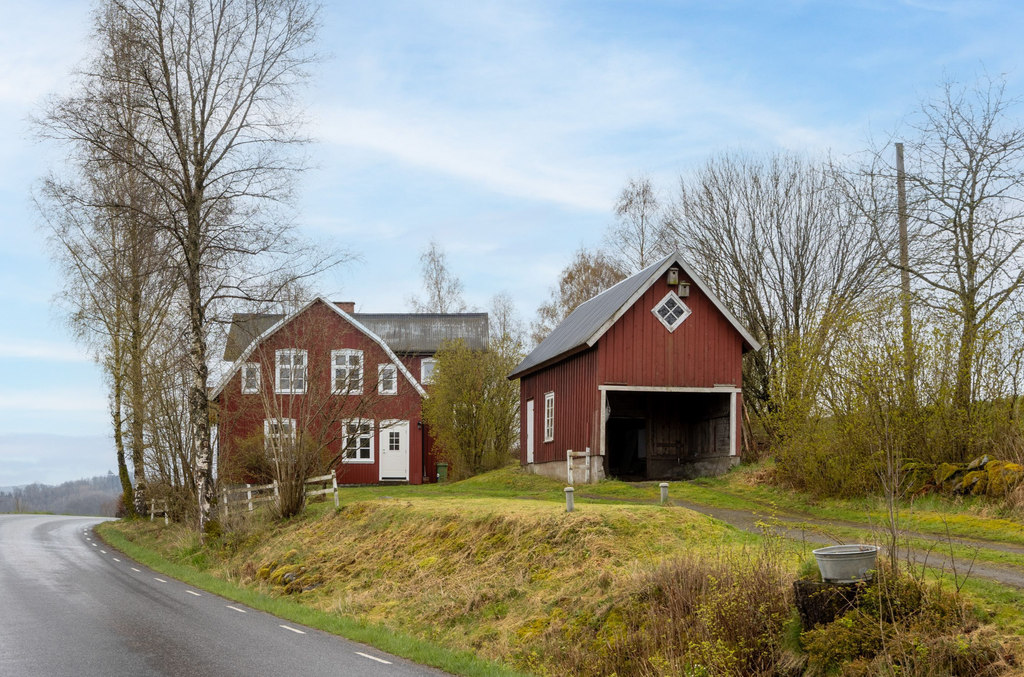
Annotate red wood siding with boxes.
[216,300,428,485]
[519,348,599,465]
[597,272,743,388]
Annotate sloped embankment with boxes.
[111,496,793,675]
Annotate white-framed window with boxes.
[544,391,555,442]
[421,357,437,385]
[241,362,260,394]
[264,418,297,450]
[378,363,398,395]
[652,291,692,333]
[341,419,374,463]
[331,349,364,394]
[275,349,307,394]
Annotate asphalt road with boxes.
[0,514,449,677]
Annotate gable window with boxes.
[378,363,398,395]
[421,358,437,385]
[241,363,260,394]
[264,418,296,450]
[275,349,307,394]
[544,391,555,442]
[652,291,691,333]
[342,419,374,463]
[332,349,364,394]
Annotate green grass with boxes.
[96,521,531,677]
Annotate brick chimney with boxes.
[336,301,356,313]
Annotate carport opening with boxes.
[604,390,734,481]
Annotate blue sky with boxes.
[1,0,1022,485]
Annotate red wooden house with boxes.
[212,297,488,485]
[509,253,760,483]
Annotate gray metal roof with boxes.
[508,252,760,380]
[351,313,489,354]
[222,309,488,361]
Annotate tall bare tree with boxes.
[663,152,893,432]
[530,247,627,346]
[605,174,668,273]
[408,241,471,313]
[40,0,339,530]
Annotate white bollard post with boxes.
[222,488,229,518]
[565,486,575,513]
[163,500,169,525]
[247,484,253,512]
[660,482,669,504]
[150,499,154,522]
[332,475,339,509]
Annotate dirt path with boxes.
[578,490,1024,590]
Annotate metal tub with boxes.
[812,545,879,583]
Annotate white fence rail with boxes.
[221,473,339,517]
[566,448,591,486]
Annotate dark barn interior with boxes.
[605,390,735,480]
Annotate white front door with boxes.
[379,420,410,481]
[526,400,535,464]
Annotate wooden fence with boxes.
[149,499,169,525]
[221,473,339,517]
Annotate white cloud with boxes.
[0,434,114,486]
[0,340,91,363]
[0,390,105,413]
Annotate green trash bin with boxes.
[436,463,448,483]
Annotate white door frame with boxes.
[379,420,410,481]
[526,399,535,464]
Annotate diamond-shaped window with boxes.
[652,292,691,332]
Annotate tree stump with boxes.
[793,579,868,630]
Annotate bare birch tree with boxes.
[408,241,471,313]
[39,0,340,530]
[605,174,669,273]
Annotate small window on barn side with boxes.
[378,363,398,395]
[342,419,374,463]
[275,349,307,394]
[332,349,364,394]
[652,291,691,333]
[241,363,260,394]
[544,391,555,442]
[421,358,437,385]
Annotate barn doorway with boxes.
[603,388,738,481]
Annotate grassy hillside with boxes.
[100,467,1023,676]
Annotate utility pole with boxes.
[896,142,916,404]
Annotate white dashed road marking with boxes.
[280,625,305,634]
[154,578,166,583]
[186,590,201,597]
[100,550,107,554]
[113,558,121,562]
[355,652,393,665]
[131,568,141,572]
[226,606,247,613]
[91,543,97,547]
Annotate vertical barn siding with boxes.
[596,273,744,388]
[519,348,599,465]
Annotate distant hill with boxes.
[0,474,121,517]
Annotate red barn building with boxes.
[509,253,760,483]
[212,297,488,485]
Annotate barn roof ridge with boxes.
[210,296,429,401]
[508,252,760,380]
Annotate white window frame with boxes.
[263,418,297,450]
[341,419,375,464]
[331,349,364,395]
[378,363,398,395]
[420,357,437,385]
[275,349,307,394]
[544,391,555,443]
[241,362,260,394]
[652,291,692,333]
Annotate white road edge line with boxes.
[186,590,201,597]
[280,625,305,634]
[226,605,246,613]
[131,568,141,572]
[154,578,167,583]
[355,652,393,665]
